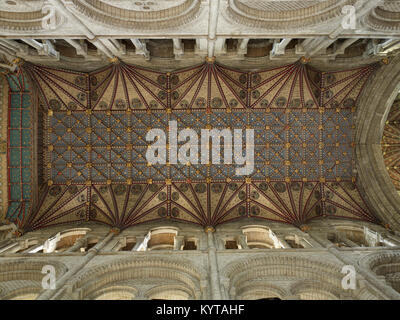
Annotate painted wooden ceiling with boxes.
[5,59,378,232]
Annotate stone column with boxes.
[220,276,230,300]
[36,229,117,300]
[214,38,226,55]
[65,236,88,253]
[174,235,184,250]
[275,235,292,248]
[238,235,248,249]
[270,38,292,57]
[206,0,220,58]
[130,39,150,60]
[64,39,87,57]
[131,236,145,251]
[195,39,208,56]
[237,38,249,57]
[205,227,222,300]
[0,40,29,56]
[0,241,19,253]
[172,38,184,60]
[308,232,331,248]
[0,223,16,240]
[333,38,358,55]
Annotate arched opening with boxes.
[147,287,191,300]
[147,227,178,251]
[327,232,350,248]
[298,290,338,300]
[285,235,305,248]
[369,253,400,294]
[119,237,137,251]
[95,291,134,300]
[70,256,202,300]
[40,228,90,253]
[241,225,283,249]
[224,238,239,249]
[9,293,39,300]
[182,238,198,250]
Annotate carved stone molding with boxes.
[0,0,64,32]
[69,0,201,31]
[226,0,354,30]
[69,256,205,299]
[364,1,400,32]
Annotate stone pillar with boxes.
[333,38,358,55]
[36,229,116,300]
[195,39,208,56]
[337,233,359,247]
[308,232,331,248]
[131,236,145,251]
[172,38,184,59]
[64,39,87,57]
[206,0,221,58]
[275,234,292,248]
[214,38,226,55]
[21,39,45,55]
[205,227,222,300]
[237,38,249,56]
[220,276,230,300]
[0,241,19,253]
[381,233,400,246]
[238,235,248,249]
[0,40,29,56]
[65,236,88,253]
[0,223,16,240]
[297,37,335,57]
[98,39,125,57]
[174,235,184,250]
[200,279,209,299]
[271,38,292,57]
[130,39,150,60]
[90,39,114,58]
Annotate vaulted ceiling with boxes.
[5,58,378,232]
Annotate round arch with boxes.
[0,259,68,300]
[356,55,400,230]
[68,256,206,300]
[222,255,353,300]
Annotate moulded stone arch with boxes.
[356,54,400,230]
[68,256,206,300]
[69,0,201,31]
[0,259,68,300]
[222,255,345,299]
[91,285,138,300]
[0,281,40,300]
[226,0,354,30]
[290,279,341,300]
[145,284,193,300]
[235,282,287,300]
[359,251,400,297]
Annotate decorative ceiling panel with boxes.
[5,69,33,225]
[9,59,378,232]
